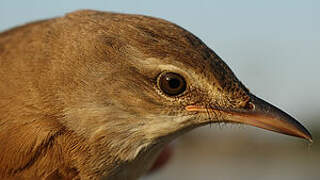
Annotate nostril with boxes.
[245,101,255,111]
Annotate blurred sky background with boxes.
[1,1,319,179]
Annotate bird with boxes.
[0,9,312,180]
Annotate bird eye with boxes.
[159,72,186,96]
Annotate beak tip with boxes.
[303,130,313,143]
[293,121,313,143]
[304,136,313,144]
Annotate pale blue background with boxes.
[1,0,319,125]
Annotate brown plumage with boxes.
[0,10,312,179]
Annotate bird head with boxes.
[48,10,312,163]
[0,9,313,179]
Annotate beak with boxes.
[186,94,312,142]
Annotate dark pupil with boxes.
[167,77,180,89]
[159,72,186,96]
